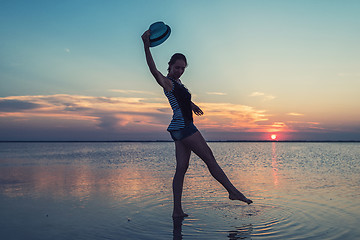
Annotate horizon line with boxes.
[1,140,359,143]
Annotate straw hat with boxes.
[149,21,171,47]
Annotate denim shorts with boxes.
[169,123,198,141]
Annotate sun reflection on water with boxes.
[271,142,279,186]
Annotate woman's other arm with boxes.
[191,102,204,116]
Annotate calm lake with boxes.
[0,142,359,239]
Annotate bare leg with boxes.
[172,140,191,218]
[181,132,252,204]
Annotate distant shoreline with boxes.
[1,140,359,143]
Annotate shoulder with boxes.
[155,74,172,92]
[162,76,173,92]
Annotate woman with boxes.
[142,30,252,218]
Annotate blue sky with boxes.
[1,0,359,141]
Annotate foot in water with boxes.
[172,211,189,218]
[229,191,253,204]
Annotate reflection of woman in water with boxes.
[142,30,252,218]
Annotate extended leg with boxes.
[172,140,191,218]
[182,132,252,204]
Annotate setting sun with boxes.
[271,134,277,140]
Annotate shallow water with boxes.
[0,142,359,239]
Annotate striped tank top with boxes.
[164,77,193,131]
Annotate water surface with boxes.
[0,142,359,239]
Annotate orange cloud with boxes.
[0,94,169,132]
[195,102,268,131]
[206,92,227,96]
[287,112,304,116]
[266,122,291,133]
[0,93,329,139]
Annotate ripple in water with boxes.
[189,193,358,240]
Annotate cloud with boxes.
[64,48,70,53]
[206,92,227,96]
[287,112,304,116]
[0,99,42,112]
[0,94,278,139]
[195,102,270,132]
[109,89,155,95]
[264,95,276,100]
[0,94,169,132]
[1,93,340,140]
[250,92,276,101]
[267,122,290,132]
[250,92,265,97]
[286,121,324,131]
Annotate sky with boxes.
[1,0,359,141]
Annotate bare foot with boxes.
[229,191,253,205]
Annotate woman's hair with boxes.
[167,53,187,72]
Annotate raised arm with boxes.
[142,30,172,91]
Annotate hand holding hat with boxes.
[141,30,151,48]
[143,21,171,48]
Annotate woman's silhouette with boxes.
[142,30,252,218]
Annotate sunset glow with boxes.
[0,1,359,141]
